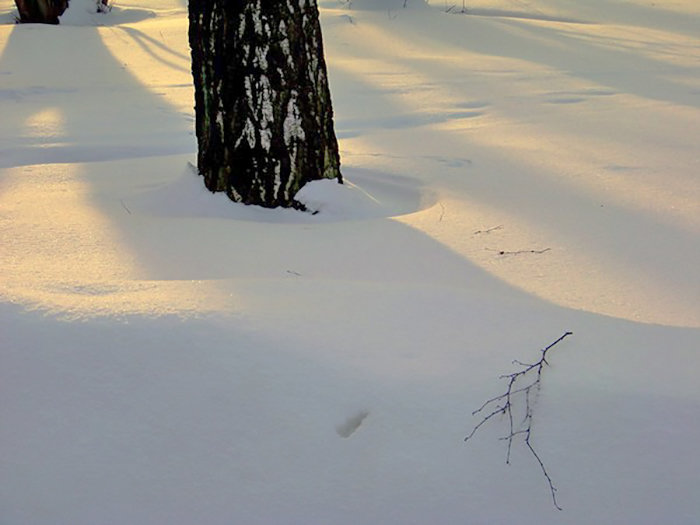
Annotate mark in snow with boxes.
[336,410,369,438]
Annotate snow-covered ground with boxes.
[1,0,699,522]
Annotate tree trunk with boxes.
[188,0,342,208]
[15,0,69,24]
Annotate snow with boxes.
[1,0,699,523]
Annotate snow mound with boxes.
[59,0,154,26]
[129,164,436,223]
[296,169,436,221]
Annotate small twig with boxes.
[465,331,573,510]
[120,199,132,215]
[474,225,503,235]
[286,270,302,277]
[438,202,446,222]
[487,247,551,256]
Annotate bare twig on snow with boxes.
[465,331,573,510]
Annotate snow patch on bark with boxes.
[284,92,305,146]
[258,75,274,151]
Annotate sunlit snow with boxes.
[1,0,698,523]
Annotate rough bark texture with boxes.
[188,0,342,208]
[14,0,69,24]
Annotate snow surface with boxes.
[1,0,699,523]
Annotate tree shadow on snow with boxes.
[1,10,700,524]
[0,5,697,328]
[0,20,193,170]
[411,7,700,109]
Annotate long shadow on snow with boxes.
[0,23,194,170]
[1,12,700,523]
[325,62,700,323]
[0,8,696,324]
[459,2,700,38]
[2,295,698,524]
[410,8,700,109]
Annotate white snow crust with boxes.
[1,0,699,523]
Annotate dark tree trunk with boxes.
[14,0,69,24]
[188,0,342,208]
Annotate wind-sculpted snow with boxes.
[1,0,699,523]
[127,163,436,223]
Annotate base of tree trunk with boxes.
[188,0,342,209]
[15,0,69,24]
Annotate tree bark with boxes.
[15,0,69,24]
[188,0,342,208]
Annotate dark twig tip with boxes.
[464,331,573,510]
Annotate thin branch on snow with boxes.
[465,331,573,510]
[486,247,551,256]
[438,201,446,222]
[473,225,503,235]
